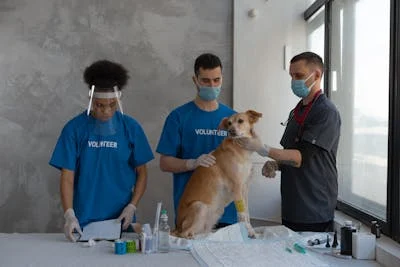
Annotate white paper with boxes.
[79,219,121,241]
[191,240,329,267]
[204,223,248,242]
[190,224,329,267]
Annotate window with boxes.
[306,5,325,89]
[332,0,390,220]
[304,0,399,243]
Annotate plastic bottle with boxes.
[371,220,377,235]
[340,220,356,255]
[158,209,170,253]
[141,224,153,254]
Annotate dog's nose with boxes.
[228,129,236,136]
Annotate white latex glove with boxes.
[186,153,216,170]
[236,133,270,157]
[117,203,136,230]
[64,209,83,242]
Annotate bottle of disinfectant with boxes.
[158,209,170,253]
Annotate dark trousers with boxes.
[282,219,334,232]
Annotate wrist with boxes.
[64,208,75,220]
[257,144,270,157]
[128,203,137,210]
[185,159,196,170]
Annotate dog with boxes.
[174,110,262,239]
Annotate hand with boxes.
[64,209,83,242]
[117,203,136,230]
[235,133,270,157]
[186,153,216,170]
[262,161,279,178]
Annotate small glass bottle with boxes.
[340,220,356,255]
[158,209,170,253]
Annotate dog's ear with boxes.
[246,110,263,124]
[218,117,229,130]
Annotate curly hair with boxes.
[83,60,129,90]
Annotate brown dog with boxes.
[174,110,262,239]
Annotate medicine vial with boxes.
[340,220,356,255]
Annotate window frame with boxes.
[303,0,400,243]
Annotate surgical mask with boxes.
[198,86,221,101]
[291,72,316,98]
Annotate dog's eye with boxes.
[238,119,244,124]
[228,121,232,126]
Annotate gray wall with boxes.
[0,0,233,233]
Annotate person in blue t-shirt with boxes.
[49,60,154,242]
[156,53,237,229]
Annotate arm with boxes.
[60,168,82,241]
[235,137,302,168]
[118,164,148,230]
[260,149,301,178]
[160,155,192,173]
[60,168,74,212]
[130,164,148,206]
[267,140,322,168]
[160,154,216,173]
[268,147,302,168]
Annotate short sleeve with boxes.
[302,107,341,151]
[156,112,181,157]
[49,125,78,171]
[131,124,154,168]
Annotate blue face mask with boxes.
[291,72,316,98]
[198,86,221,101]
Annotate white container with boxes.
[352,232,376,260]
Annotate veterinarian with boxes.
[49,60,154,242]
[156,53,237,228]
[239,52,341,232]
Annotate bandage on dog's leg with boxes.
[235,200,245,213]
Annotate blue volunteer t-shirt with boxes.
[49,111,154,227]
[156,101,237,224]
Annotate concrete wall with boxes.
[0,0,233,233]
[0,0,313,233]
[233,0,310,222]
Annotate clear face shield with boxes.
[87,86,124,115]
[87,85,124,136]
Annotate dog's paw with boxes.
[262,161,279,178]
[247,227,256,238]
[170,230,179,237]
[180,231,195,239]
